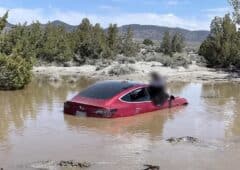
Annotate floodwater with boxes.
[1,78,240,170]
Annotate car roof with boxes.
[78,80,146,100]
[96,80,145,89]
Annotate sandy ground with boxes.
[33,61,240,83]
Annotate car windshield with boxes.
[79,81,136,99]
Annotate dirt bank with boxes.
[33,62,240,83]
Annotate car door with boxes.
[133,88,152,114]
[121,88,151,114]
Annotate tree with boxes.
[229,0,240,24]
[121,26,137,57]
[0,12,32,90]
[107,24,119,57]
[92,23,110,58]
[160,31,172,55]
[171,33,185,53]
[0,23,37,64]
[0,11,8,31]
[0,11,8,57]
[40,23,73,62]
[0,54,32,90]
[28,22,45,60]
[199,14,239,67]
[143,39,154,46]
[73,18,102,64]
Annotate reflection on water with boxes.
[1,79,240,169]
[64,107,182,140]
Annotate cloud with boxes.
[0,6,210,30]
[99,5,115,10]
[204,7,230,13]
[165,0,190,6]
[107,13,210,30]
[0,7,54,24]
[203,7,231,18]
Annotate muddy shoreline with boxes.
[33,62,240,83]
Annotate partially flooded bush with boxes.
[0,55,32,90]
[108,64,135,76]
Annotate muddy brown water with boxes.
[1,78,240,170]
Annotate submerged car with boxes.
[64,80,188,118]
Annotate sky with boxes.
[0,0,232,30]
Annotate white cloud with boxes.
[165,0,190,6]
[203,7,231,19]
[0,7,49,24]
[99,5,115,10]
[204,7,230,13]
[0,6,210,30]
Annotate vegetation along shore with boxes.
[1,0,240,90]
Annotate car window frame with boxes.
[120,87,152,103]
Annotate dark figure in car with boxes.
[149,72,169,106]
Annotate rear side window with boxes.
[79,81,134,99]
[121,88,150,102]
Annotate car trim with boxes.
[119,87,153,104]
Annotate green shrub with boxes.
[144,53,190,68]
[117,55,136,64]
[0,54,32,90]
[171,55,190,68]
[143,39,154,46]
[108,64,135,76]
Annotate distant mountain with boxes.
[4,20,77,32]
[118,24,210,43]
[44,20,76,32]
[5,21,210,43]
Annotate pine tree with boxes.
[40,23,73,62]
[0,23,29,56]
[0,11,8,32]
[0,12,32,90]
[228,0,240,25]
[107,24,119,57]
[171,33,185,53]
[92,23,109,58]
[199,14,239,67]
[73,18,95,62]
[122,26,137,57]
[160,31,172,55]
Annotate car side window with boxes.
[121,88,150,102]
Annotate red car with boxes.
[64,80,188,118]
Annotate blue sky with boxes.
[0,0,232,30]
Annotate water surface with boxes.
[1,79,240,170]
